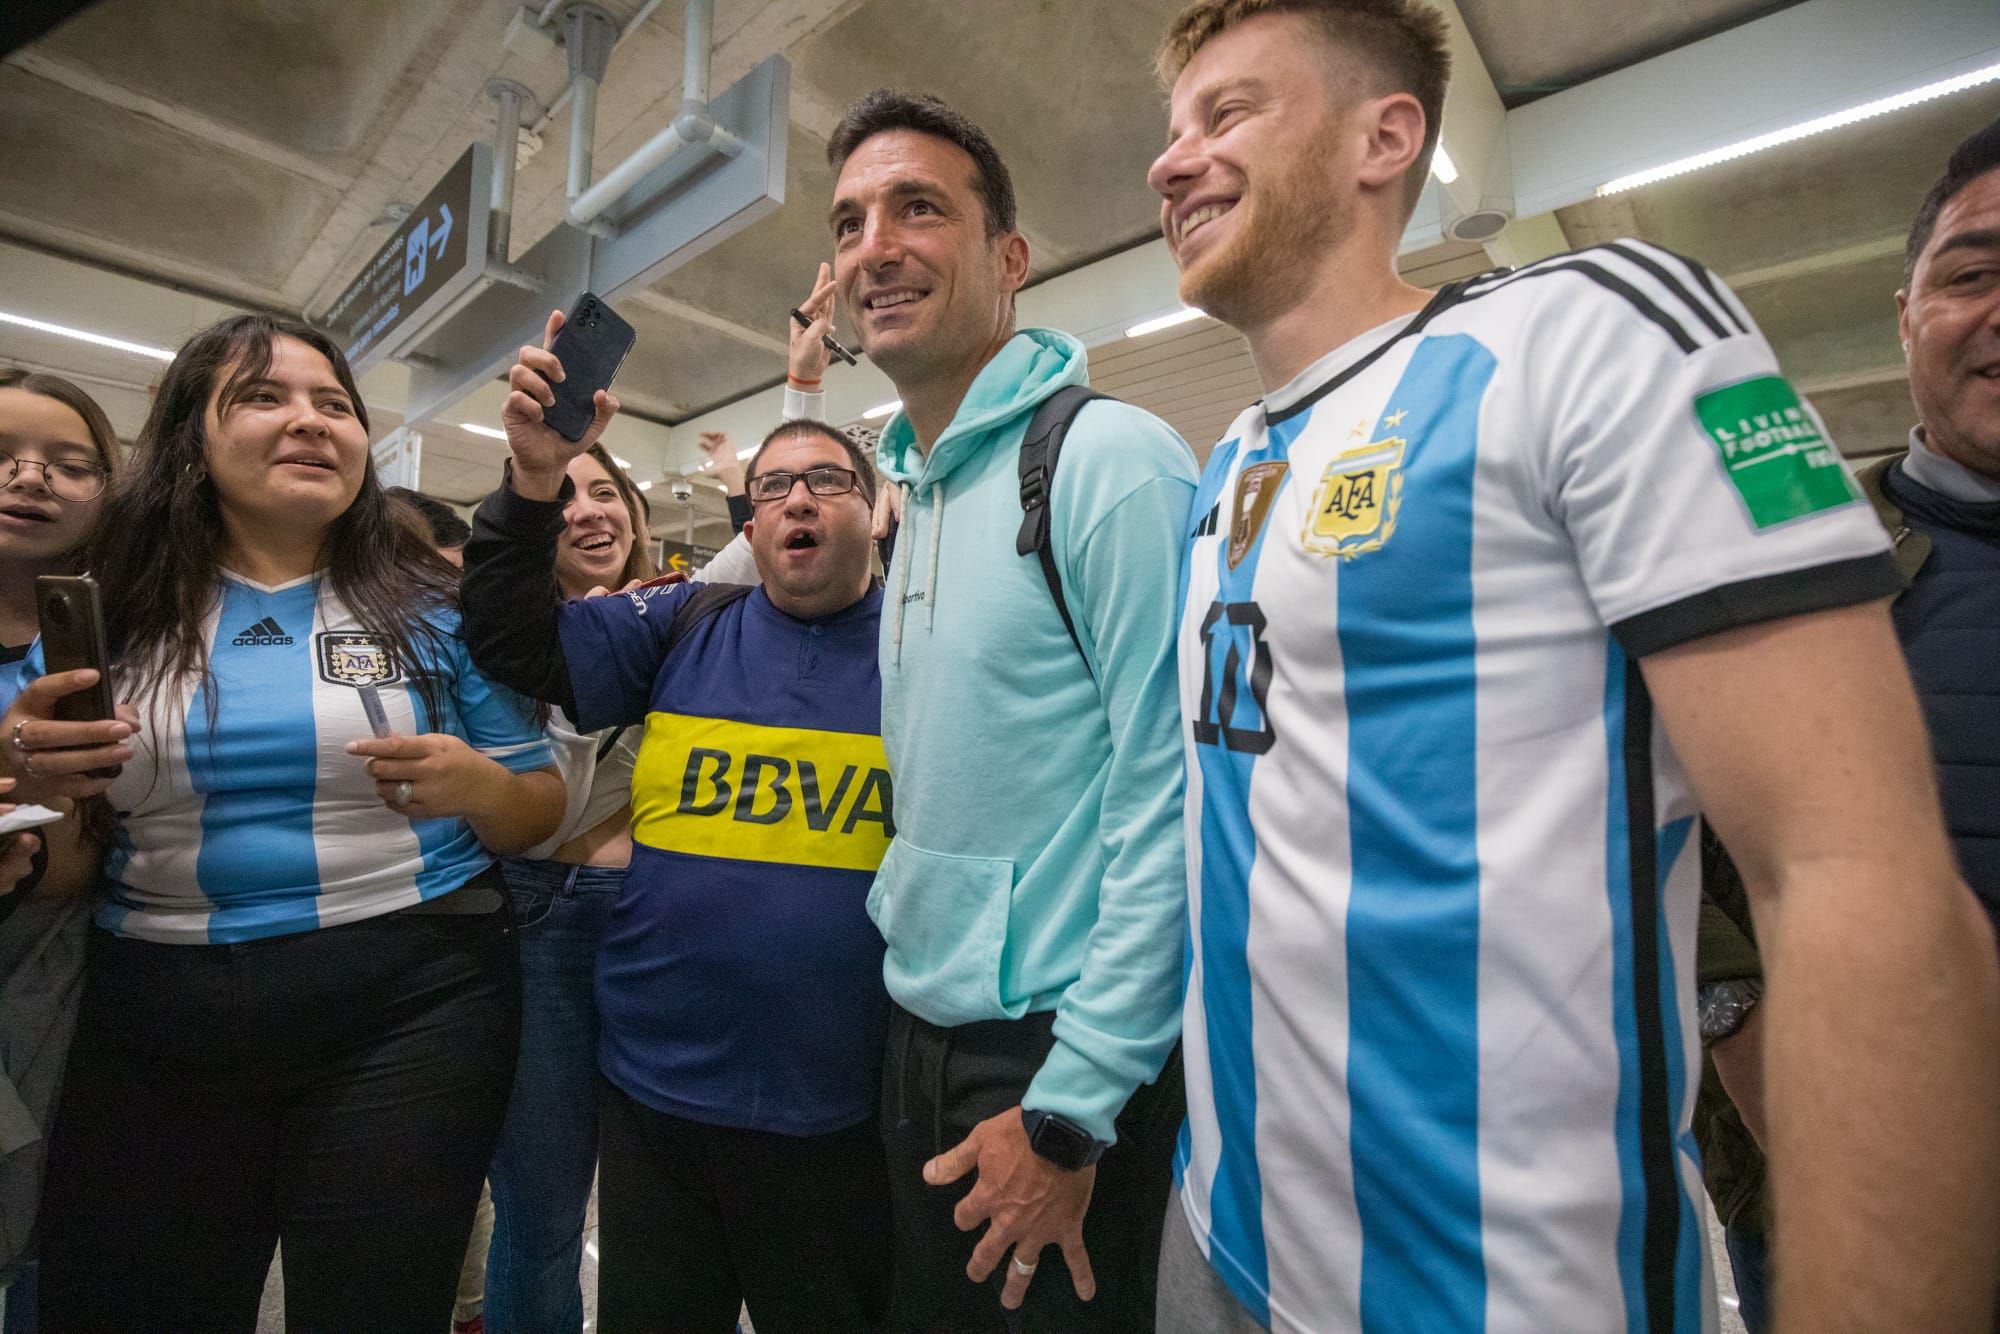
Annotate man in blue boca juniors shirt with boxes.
[462,317,892,1334]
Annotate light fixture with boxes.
[736,445,757,459]
[612,454,632,468]
[862,400,902,420]
[638,480,653,490]
[1124,308,1206,339]
[457,422,508,439]
[0,309,174,362]
[1430,144,1459,184]
[1599,60,2000,195]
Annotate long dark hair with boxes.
[0,368,121,569]
[88,314,458,723]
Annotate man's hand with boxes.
[2,669,140,802]
[872,482,902,542]
[699,432,746,495]
[789,262,837,385]
[503,308,621,501]
[1710,1004,1769,1149]
[924,1106,1097,1310]
[346,732,507,822]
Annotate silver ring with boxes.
[392,780,413,807]
[16,749,40,779]
[10,720,30,753]
[1010,1256,1038,1277]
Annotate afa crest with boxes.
[315,632,403,686]
[1304,438,1405,559]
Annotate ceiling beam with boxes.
[1509,0,2000,217]
[627,289,791,357]
[5,49,355,191]
[1724,233,1908,291]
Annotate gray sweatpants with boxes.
[1156,1190,1268,1334]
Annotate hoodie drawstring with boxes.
[890,480,912,666]
[924,479,944,633]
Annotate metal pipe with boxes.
[566,74,598,204]
[487,81,525,263]
[681,0,713,110]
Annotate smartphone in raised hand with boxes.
[35,575,114,724]
[542,292,637,443]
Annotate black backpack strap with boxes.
[665,581,755,659]
[1015,385,1108,673]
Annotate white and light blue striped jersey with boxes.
[1174,242,1901,1334]
[46,572,553,945]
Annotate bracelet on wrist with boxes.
[787,374,822,388]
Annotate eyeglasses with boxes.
[0,450,108,503]
[748,466,862,504]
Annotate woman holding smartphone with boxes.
[480,439,652,1334]
[1,314,564,1333]
[0,369,119,1327]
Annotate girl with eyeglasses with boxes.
[2,316,565,1332]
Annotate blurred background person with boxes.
[0,369,116,1334]
[388,486,472,568]
[5,314,563,1333]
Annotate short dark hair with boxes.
[747,420,876,506]
[1906,116,2000,283]
[826,90,1017,236]
[386,488,470,550]
[1156,0,1451,216]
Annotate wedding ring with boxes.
[392,780,413,807]
[10,721,30,753]
[1010,1256,1038,1277]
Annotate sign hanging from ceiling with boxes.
[323,143,491,368]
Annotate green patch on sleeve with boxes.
[1694,376,1859,529]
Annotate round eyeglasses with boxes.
[0,450,108,503]
[747,465,862,504]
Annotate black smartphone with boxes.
[35,574,115,726]
[542,292,637,443]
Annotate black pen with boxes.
[790,307,859,367]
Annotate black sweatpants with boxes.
[38,883,519,1334]
[596,1079,894,1333]
[881,1004,1186,1333]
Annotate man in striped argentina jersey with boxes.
[1146,2,2000,1331]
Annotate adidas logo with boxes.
[231,616,294,647]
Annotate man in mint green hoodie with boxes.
[824,90,1197,1332]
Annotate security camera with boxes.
[670,480,694,503]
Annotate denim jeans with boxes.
[484,857,622,1334]
[1723,1222,1771,1334]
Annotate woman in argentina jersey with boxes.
[2,314,564,1332]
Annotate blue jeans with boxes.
[1724,1222,1772,1334]
[485,858,622,1334]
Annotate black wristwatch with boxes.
[1697,977,1764,1043]
[1021,1108,1106,1171]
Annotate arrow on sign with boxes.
[430,204,453,260]
[666,552,691,574]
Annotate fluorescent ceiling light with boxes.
[0,309,174,362]
[456,422,507,439]
[612,454,632,468]
[1124,308,1206,339]
[1431,145,1459,184]
[637,480,653,490]
[862,400,901,420]
[736,445,757,459]
[1600,60,2000,195]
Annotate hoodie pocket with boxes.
[868,839,1015,1017]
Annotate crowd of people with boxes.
[0,0,1996,1331]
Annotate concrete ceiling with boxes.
[0,0,1992,549]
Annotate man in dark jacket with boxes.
[1697,114,2000,1333]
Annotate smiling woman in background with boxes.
[480,439,655,1334]
[1,315,564,1334]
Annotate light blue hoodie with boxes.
[870,329,1197,1144]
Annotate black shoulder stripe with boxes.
[1478,259,1700,355]
[1657,246,1750,336]
[1604,242,1733,343]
